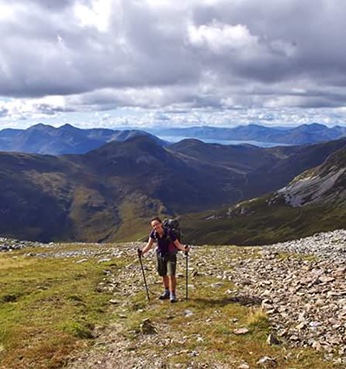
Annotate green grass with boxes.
[0,245,125,369]
[0,243,343,369]
[181,202,346,245]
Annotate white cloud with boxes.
[188,22,259,54]
[73,0,113,32]
[0,0,346,129]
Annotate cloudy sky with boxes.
[0,0,346,130]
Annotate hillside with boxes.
[1,136,346,243]
[184,142,346,245]
[171,138,346,201]
[0,136,248,242]
[0,232,344,368]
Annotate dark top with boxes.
[150,227,177,255]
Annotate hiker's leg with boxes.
[162,275,169,289]
[168,275,176,294]
[167,254,177,302]
[157,253,167,277]
[158,276,170,299]
[157,254,170,299]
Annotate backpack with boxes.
[163,218,182,242]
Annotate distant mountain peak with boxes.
[27,123,55,131]
[60,123,79,130]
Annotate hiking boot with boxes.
[158,290,170,300]
[170,294,177,303]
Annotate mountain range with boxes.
[0,123,166,155]
[0,129,346,244]
[147,123,346,145]
[1,123,346,156]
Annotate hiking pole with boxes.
[184,246,189,300]
[137,249,150,301]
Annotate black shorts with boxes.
[156,253,177,276]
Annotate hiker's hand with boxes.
[137,248,143,257]
[184,245,190,253]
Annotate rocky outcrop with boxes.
[276,168,346,207]
[228,230,346,363]
[0,237,45,251]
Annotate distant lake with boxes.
[158,135,291,148]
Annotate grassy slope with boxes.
[179,196,346,246]
[0,245,120,369]
[0,242,342,369]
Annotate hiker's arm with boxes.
[141,238,154,255]
[173,239,190,252]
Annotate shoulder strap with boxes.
[163,227,171,241]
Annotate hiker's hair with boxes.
[151,216,162,224]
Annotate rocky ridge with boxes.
[229,230,346,362]
[0,230,345,368]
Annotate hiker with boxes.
[138,217,189,303]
